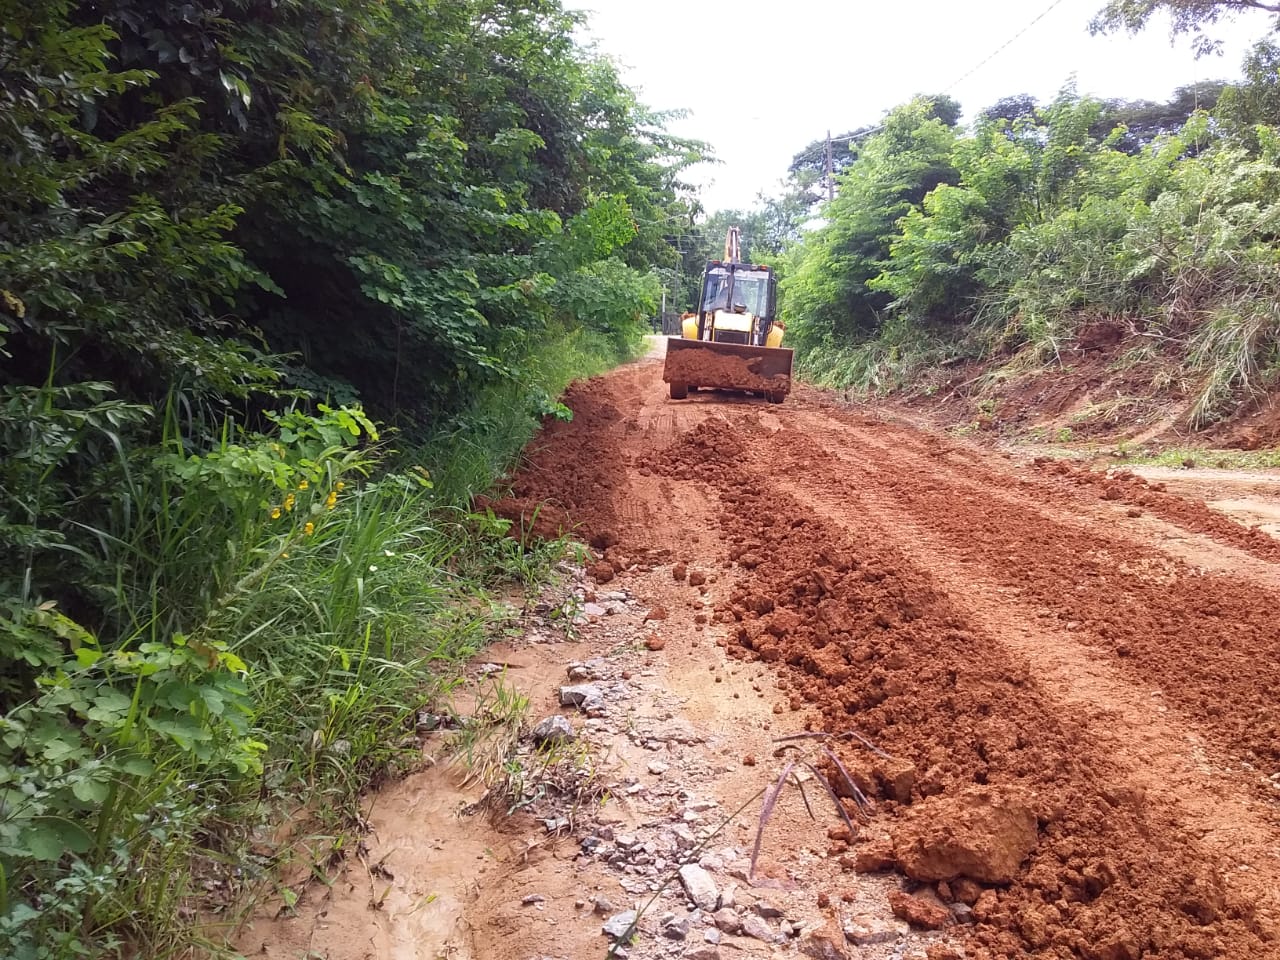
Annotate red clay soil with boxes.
[662,348,791,394]
[1033,459,1280,563]
[496,359,1280,960]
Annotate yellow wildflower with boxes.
[336,481,346,492]
[284,493,296,513]
[325,490,338,510]
[298,479,310,490]
[270,507,282,520]
[304,522,315,536]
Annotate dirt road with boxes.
[499,350,1280,959]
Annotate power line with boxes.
[940,0,1070,93]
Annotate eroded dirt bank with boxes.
[498,355,1280,959]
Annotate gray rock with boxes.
[662,917,690,940]
[704,928,721,944]
[559,683,603,707]
[754,900,783,919]
[740,912,777,942]
[602,910,638,941]
[950,902,975,924]
[530,715,573,745]
[669,825,697,849]
[583,602,607,617]
[679,864,720,912]
[843,914,907,946]
[521,893,546,905]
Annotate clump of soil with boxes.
[662,348,791,394]
[893,786,1039,884]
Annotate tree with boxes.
[1092,82,1226,151]
[788,95,962,200]
[1090,0,1280,55]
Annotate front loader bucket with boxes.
[662,337,794,403]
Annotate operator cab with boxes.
[696,262,778,346]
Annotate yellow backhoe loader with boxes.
[662,226,794,403]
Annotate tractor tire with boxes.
[669,382,688,400]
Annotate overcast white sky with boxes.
[572,0,1277,212]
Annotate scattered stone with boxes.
[893,786,1039,884]
[740,912,777,942]
[662,917,691,940]
[602,910,638,941]
[679,864,720,911]
[559,683,601,707]
[684,948,719,960]
[888,891,951,930]
[583,602,607,617]
[688,570,707,586]
[800,922,849,959]
[704,928,721,944]
[648,761,670,775]
[711,908,741,934]
[645,634,666,651]
[415,711,445,732]
[566,661,601,681]
[542,817,570,833]
[926,945,965,960]
[588,561,615,584]
[522,893,546,905]
[949,903,974,924]
[742,755,756,767]
[593,897,614,916]
[669,825,696,849]
[754,901,783,919]
[530,715,573,745]
[843,914,906,946]
[643,605,669,621]
[673,563,688,581]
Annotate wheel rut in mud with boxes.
[502,356,1280,960]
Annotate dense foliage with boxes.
[0,0,698,954]
[780,36,1280,422]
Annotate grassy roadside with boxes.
[0,325,644,959]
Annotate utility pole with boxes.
[825,130,834,202]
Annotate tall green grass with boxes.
[0,323,641,958]
[415,321,646,502]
